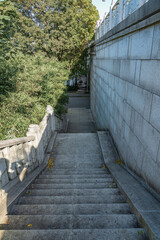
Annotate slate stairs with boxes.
[0,133,148,239]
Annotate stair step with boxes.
[52,164,105,168]
[24,188,120,196]
[45,167,107,170]
[42,170,109,175]
[19,195,126,204]
[0,228,147,240]
[39,175,112,180]
[31,182,117,189]
[35,178,114,184]
[11,203,131,215]
[42,169,109,174]
[2,214,138,229]
[40,173,109,178]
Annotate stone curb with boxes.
[97,131,160,240]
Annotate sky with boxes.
[92,0,112,20]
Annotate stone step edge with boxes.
[0,227,147,238]
[0,132,57,221]
[97,131,160,240]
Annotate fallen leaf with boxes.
[116,159,123,165]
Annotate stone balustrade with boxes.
[95,0,149,40]
[0,105,57,194]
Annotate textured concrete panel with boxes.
[126,82,152,121]
[140,60,160,95]
[157,144,160,165]
[135,60,141,86]
[128,26,154,59]
[120,60,136,83]
[133,112,160,161]
[150,94,160,132]
[142,151,160,191]
[151,23,160,59]
[117,37,129,59]
[104,60,121,77]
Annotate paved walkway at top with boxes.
[67,92,90,108]
[67,92,97,133]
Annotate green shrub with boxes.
[0,52,70,140]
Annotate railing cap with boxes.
[0,136,35,149]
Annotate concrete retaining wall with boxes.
[89,0,160,193]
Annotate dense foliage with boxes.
[0,0,98,140]
[0,53,70,139]
[11,0,98,66]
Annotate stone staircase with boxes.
[0,133,148,239]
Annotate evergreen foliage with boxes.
[0,53,70,140]
[0,0,98,140]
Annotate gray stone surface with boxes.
[89,20,160,194]
[0,229,147,240]
[1,132,147,239]
[67,108,97,133]
[98,131,160,240]
[140,60,160,95]
[151,23,160,59]
[128,26,154,59]
[67,95,90,108]
[120,60,136,83]
[150,94,160,132]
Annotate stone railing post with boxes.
[27,124,43,165]
[99,24,102,38]
[46,105,55,133]
[109,7,113,30]
[119,0,124,22]
[103,18,106,35]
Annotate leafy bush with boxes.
[0,52,69,140]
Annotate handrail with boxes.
[0,136,35,149]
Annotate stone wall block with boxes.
[150,94,160,132]
[126,82,152,121]
[135,60,141,86]
[120,60,136,84]
[140,60,160,96]
[151,23,160,59]
[123,102,132,127]
[108,41,118,59]
[134,113,160,161]
[117,37,129,59]
[128,26,154,59]
[141,151,160,191]
[157,142,160,165]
